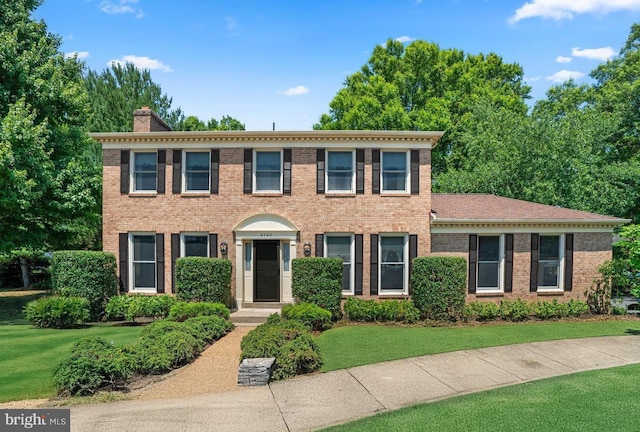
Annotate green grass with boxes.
[0,291,49,324]
[317,320,640,371]
[320,363,640,432]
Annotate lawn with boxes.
[316,320,640,371]
[320,363,640,432]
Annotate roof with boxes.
[431,194,629,232]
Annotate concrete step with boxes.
[230,306,285,326]
[241,302,290,309]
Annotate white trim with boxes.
[253,149,283,194]
[381,151,410,194]
[476,234,505,293]
[130,151,157,193]
[325,150,356,194]
[378,233,409,295]
[324,233,355,295]
[180,232,209,257]
[182,150,210,193]
[537,234,565,292]
[128,232,156,293]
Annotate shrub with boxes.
[168,301,230,321]
[411,256,466,321]
[53,337,133,396]
[105,294,177,322]
[291,257,343,320]
[281,302,332,331]
[51,251,118,320]
[464,301,501,322]
[586,261,615,314]
[566,299,589,317]
[343,298,420,323]
[240,319,322,380]
[24,296,90,328]
[183,315,235,342]
[499,299,532,321]
[175,257,232,305]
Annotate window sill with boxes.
[252,192,283,197]
[181,192,211,197]
[380,192,411,197]
[129,288,157,294]
[378,291,410,297]
[128,192,157,197]
[475,291,504,297]
[325,192,356,198]
[536,289,565,296]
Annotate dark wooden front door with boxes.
[254,241,280,301]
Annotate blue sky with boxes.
[34,0,640,131]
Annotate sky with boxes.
[34,0,640,131]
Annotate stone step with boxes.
[230,307,284,326]
[241,302,290,309]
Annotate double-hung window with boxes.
[538,235,563,290]
[254,151,282,192]
[326,151,355,193]
[325,234,354,294]
[183,151,210,192]
[477,235,504,292]
[381,151,409,193]
[130,233,156,291]
[181,233,209,257]
[132,152,157,192]
[380,235,408,293]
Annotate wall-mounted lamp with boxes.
[220,241,228,256]
[303,242,312,257]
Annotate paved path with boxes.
[68,335,640,432]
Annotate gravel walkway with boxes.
[134,326,254,400]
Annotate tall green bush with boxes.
[291,257,343,320]
[51,251,118,320]
[175,257,232,305]
[411,256,467,321]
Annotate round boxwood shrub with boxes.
[281,302,332,331]
[24,296,90,328]
[291,257,343,320]
[411,256,467,321]
[175,257,232,305]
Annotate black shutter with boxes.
[468,235,477,294]
[156,233,164,293]
[372,149,380,194]
[157,150,166,194]
[171,233,180,294]
[283,148,292,195]
[370,234,379,295]
[172,150,182,194]
[243,149,252,194]
[315,234,324,257]
[410,150,420,195]
[505,234,514,293]
[409,234,418,294]
[355,234,363,295]
[356,149,365,194]
[120,150,130,194]
[530,233,539,292]
[209,233,218,258]
[118,233,128,292]
[564,233,574,291]
[210,149,219,194]
[316,149,325,194]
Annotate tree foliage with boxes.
[174,114,245,131]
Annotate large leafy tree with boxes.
[315,39,531,174]
[175,114,245,131]
[84,62,185,132]
[0,0,101,282]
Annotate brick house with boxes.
[92,108,628,309]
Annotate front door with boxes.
[254,241,280,301]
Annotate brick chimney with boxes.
[133,106,172,132]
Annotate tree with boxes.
[315,39,531,174]
[175,114,245,131]
[84,62,185,132]
[0,0,101,284]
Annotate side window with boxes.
[381,151,408,192]
[132,152,157,192]
[254,151,282,192]
[183,151,210,192]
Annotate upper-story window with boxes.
[183,151,210,192]
[132,152,157,192]
[326,151,355,193]
[254,150,282,193]
[381,151,409,193]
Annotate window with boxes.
[538,235,563,290]
[326,151,354,193]
[183,151,210,192]
[381,151,408,192]
[477,235,504,291]
[380,235,407,293]
[181,233,208,257]
[254,151,282,192]
[132,152,157,192]
[131,234,156,290]
[325,235,354,293]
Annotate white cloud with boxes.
[108,55,172,72]
[556,55,572,63]
[571,46,616,60]
[100,0,143,18]
[395,36,414,43]
[509,0,640,23]
[65,51,90,59]
[546,69,586,82]
[279,86,310,97]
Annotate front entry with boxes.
[254,240,280,301]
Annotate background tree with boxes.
[315,39,531,174]
[175,114,245,131]
[0,0,101,284]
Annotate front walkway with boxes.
[68,335,640,432]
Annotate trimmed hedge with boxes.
[464,299,590,322]
[168,301,230,321]
[24,296,90,328]
[411,256,467,321]
[105,294,177,322]
[281,302,332,331]
[175,257,232,305]
[291,257,343,320]
[51,251,118,320]
[343,298,421,323]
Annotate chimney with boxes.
[133,106,172,132]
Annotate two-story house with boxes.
[92,108,627,309]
